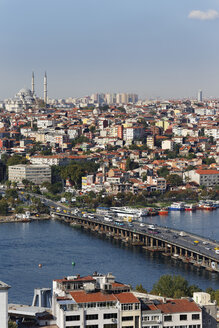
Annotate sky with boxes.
[1,0,219,100]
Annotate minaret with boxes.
[44,72,47,104]
[32,72,35,96]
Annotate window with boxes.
[180,314,187,321]
[66,315,80,321]
[164,315,172,322]
[121,304,133,310]
[103,325,117,328]
[104,313,117,319]
[192,314,200,320]
[86,325,98,328]
[86,314,98,320]
[122,316,133,321]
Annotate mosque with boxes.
[4,72,48,112]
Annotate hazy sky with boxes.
[1,0,219,100]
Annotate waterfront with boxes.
[1,209,219,305]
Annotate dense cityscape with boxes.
[2,0,219,327]
[0,75,218,328]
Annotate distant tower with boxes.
[32,72,35,96]
[198,89,203,102]
[44,72,47,104]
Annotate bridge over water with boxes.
[52,210,219,273]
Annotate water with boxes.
[0,210,219,304]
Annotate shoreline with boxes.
[0,215,51,224]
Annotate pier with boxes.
[52,210,219,273]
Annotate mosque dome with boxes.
[17,88,33,97]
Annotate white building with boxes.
[183,169,219,187]
[0,281,10,328]
[141,298,202,328]
[8,164,51,184]
[161,140,174,151]
[193,292,217,328]
[52,273,140,328]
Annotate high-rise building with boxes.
[198,89,203,102]
[44,72,48,104]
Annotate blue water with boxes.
[0,210,219,305]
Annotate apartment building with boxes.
[8,164,51,184]
[183,169,219,187]
[141,298,202,328]
[52,273,141,328]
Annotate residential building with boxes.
[52,273,141,328]
[183,169,219,187]
[141,298,202,328]
[193,292,217,328]
[161,140,174,151]
[8,164,51,184]
[147,136,155,150]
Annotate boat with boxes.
[198,201,215,211]
[168,202,185,211]
[184,204,196,211]
[110,207,148,220]
[158,208,169,215]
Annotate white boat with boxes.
[110,207,148,220]
[168,202,185,211]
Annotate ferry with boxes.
[184,204,196,211]
[110,207,148,220]
[168,202,185,211]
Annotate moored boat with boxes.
[168,202,185,211]
[159,208,169,215]
[184,204,196,211]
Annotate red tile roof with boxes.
[54,275,95,283]
[155,299,201,314]
[70,291,117,303]
[115,292,140,304]
[196,169,219,175]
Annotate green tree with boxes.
[0,199,9,215]
[5,189,18,199]
[166,174,183,186]
[125,158,139,171]
[89,125,96,133]
[8,321,17,328]
[157,167,169,178]
[7,155,28,166]
[151,275,189,298]
[136,284,147,293]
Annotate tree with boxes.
[136,284,147,293]
[0,199,9,215]
[5,189,18,199]
[7,154,28,166]
[166,174,183,186]
[151,275,190,298]
[142,173,147,182]
[125,158,139,171]
[157,167,169,178]
[8,321,17,328]
[89,125,96,133]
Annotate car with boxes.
[205,247,211,251]
[173,235,178,239]
[203,241,208,245]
